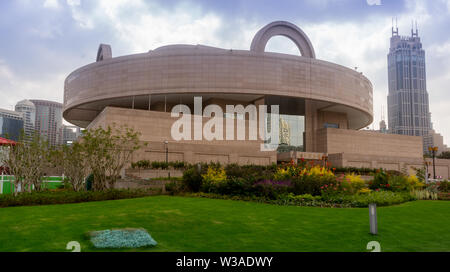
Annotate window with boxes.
[324,123,339,129]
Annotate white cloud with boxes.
[4,0,450,143]
[67,0,94,29]
[66,0,80,6]
[43,0,60,9]
[0,59,65,111]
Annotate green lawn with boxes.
[0,196,449,252]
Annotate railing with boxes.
[0,175,64,194]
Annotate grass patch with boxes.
[0,196,448,252]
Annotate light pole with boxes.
[164,140,169,179]
[428,146,438,180]
[164,140,169,164]
[321,154,329,168]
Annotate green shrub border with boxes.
[174,191,416,208]
[0,189,159,208]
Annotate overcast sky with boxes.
[0,0,449,144]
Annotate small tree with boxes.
[106,125,145,189]
[23,135,52,192]
[80,124,144,191]
[82,127,112,191]
[55,142,90,192]
[2,134,51,195]
[2,142,25,196]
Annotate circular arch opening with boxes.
[250,21,316,58]
[265,35,302,56]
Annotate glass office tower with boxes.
[387,25,432,153]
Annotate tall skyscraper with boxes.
[30,100,63,146]
[15,99,36,139]
[0,108,24,141]
[387,23,432,153]
[63,125,82,145]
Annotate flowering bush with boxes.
[438,180,450,192]
[407,175,425,190]
[320,173,366,196]
[274,164,334,181]
[369,169,388,190]
[386,175,424,192]
[341,173,366,194]
[201,165,227,193]
[202,166,227,185]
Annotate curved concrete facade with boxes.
[63,21,384,165]
[64,22,373,130]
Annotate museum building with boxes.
[64,21,449,177]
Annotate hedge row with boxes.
[176,190,416,208]
[0,189,158,208]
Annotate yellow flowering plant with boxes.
[358,188,372,194]
[342,173,366,194]
[201,166,227,186]
[407,175,425,190]
[273,164,335,181]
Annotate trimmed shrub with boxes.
[165,181,183,195]
[369,169,388,190]
[151,161,161,169]
[224,163,275,183]
[438,181,450,192]
[253,180,292,199]
[182,166,204,192]
[387,175,408,191]
[323,191,415,207]
[212,177,254,196]
[292,173,336,196]
[0,189,157,208]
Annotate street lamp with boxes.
[164,140,169,164]
[164,140,170,179]
[428,146,438,180]
[321,154,329,168]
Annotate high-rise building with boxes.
[0,108,24,141]
[14,100,36,138]
[387,24,432,153]
[63,125,82,145]
[424,130,450,156]
[30,100,63,146]
[379,120,388,134]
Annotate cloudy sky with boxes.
[0,0,449,143]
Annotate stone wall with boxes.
[317,128,423,158]
[88,107,277,165]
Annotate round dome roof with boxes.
[16,99,36,108]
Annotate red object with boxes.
[0,137,16,146]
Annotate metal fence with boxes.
[0,175,64,194]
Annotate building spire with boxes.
[415,20,419,37]
[412,19,418,37]
[392,17,399,36]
